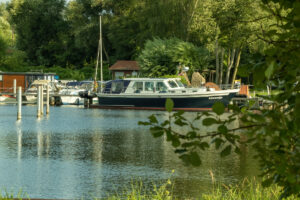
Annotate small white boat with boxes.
[59,81,95,105]
[25,80,58,102]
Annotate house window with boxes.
[0,75,2,81]
[115,72,124,79]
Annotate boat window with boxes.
[176,80,184,87]
[133,82,143,92]
[156,82,167,92]
[145,82,154,91]
[168,80,178,88]
[111,81,124,93]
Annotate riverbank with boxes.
[1,178,299,200]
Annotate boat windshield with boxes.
[111,81,124,93]
[175,80,184,87]
[168,80,178,88]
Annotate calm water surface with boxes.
[0,105,259,199]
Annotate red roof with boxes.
[109,60,140,71]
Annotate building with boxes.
[0,71,56,93]
[109,60,140,79]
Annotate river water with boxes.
[0,105,259,199]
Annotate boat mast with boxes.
[99,15,103,89]
[94,15,102,91]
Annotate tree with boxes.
[8,0,67,67]
[140,0,300,198]
[138,38,211,77]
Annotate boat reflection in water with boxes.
[96,78,239,110]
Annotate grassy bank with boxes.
[1,178,299,200]
[105,178,299,200]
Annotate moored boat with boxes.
[59,81,94,105]
[96,78,240,110]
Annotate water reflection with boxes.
[0,105,259,199]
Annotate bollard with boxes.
[37,86,41,118]
[46,84,50,114]
[17,86,22,120]
[13,79,17,97]
[40,86,44,115]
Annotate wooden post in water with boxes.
[84,98,89,108]
[17,86,22,120]
[40,86,44,115]
[46,84,50,114]
[13,79,17,97]
[37,86,41,118]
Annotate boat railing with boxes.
[218,84,241,90]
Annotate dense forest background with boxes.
[0,0,283,82]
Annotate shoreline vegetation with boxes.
[1,178,299,200]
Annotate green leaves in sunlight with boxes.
[138,98,243,168]
[202,118,218,126]
[212,102,225,115]
[165,98,174,112]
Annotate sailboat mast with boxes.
[100,15,103,87]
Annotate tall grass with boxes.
[1,175,299,200]
[0,189,26,200]
[104,178,174,200]
[202,178,299,200]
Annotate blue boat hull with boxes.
[97,93,237,109]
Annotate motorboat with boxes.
[59,81,94,105]
[96,78,240,110]
[24,80,58,102]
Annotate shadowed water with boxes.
[0,105,259,199]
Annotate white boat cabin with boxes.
[102,78,212,94]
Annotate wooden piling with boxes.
[84,98,89,108]
[13,79,17,97]
[46,84,50,114]
[37,86,41,118]
[17,86,22,120]
[40,86,44,115]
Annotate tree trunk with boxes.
[219,48,224,84]
[215,38,219,84]
[231,49,242,89]
[225,48,236,85]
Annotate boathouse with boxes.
[109,60,140,79]
[0,71,56,93]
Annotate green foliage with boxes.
[138,38,211,77]
[202,178,300,200]
[140,1,300,198]
[0,50,28,71]
[139,101,240,167]
[105,176,174,200]
[8,0,67,67]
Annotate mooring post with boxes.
[17,86,22,120]
[84,98,89,108]
[40,85,44,115]
[46,84,50,114]
[37,86,41,118]
[13,79,17,97]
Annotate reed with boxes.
[202,178,299,200]
[103,178,174,200]
[1,175,299,199]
